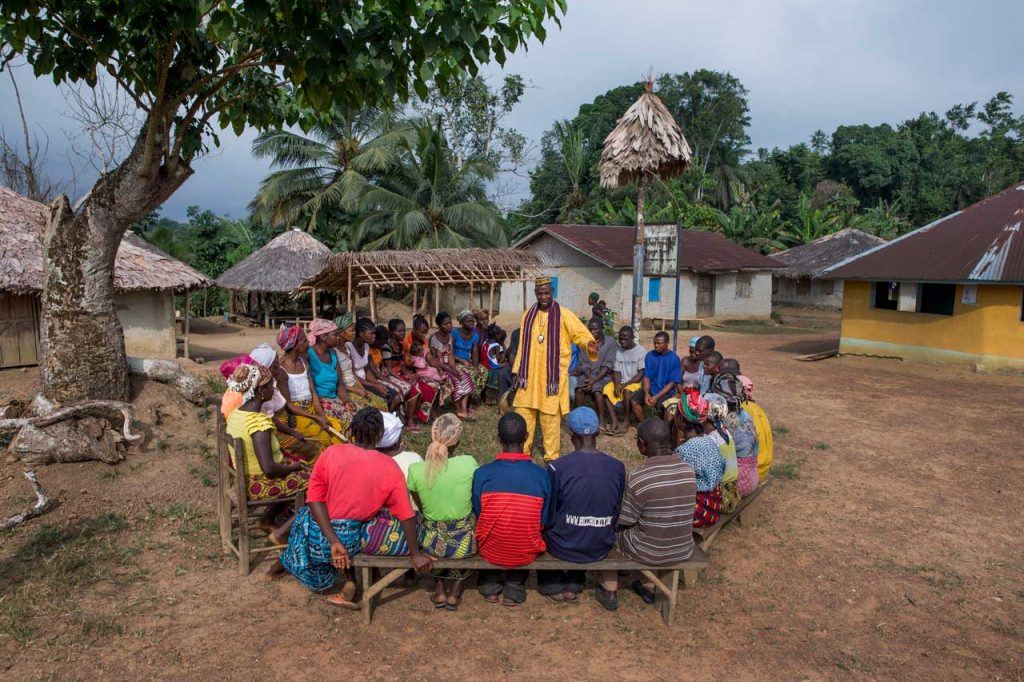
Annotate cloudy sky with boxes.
[2,0,1021,220]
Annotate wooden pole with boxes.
[202,289,208,317]
[263,293,271,328]
[488,283,495,319]
[434,283,440,320]
[469,282,474,311]
[346,264,353,312]
[369,285,376,321]
[522,280,527,312]
[183,289,190,360]
[412,283,418,314]
[310,287,317,318]
[632,177,647,332]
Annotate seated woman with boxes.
[225,364,310,548]
[453,310,489,396]
[331,313,389,413]
[346,318,406,414]
[713,373,760,497]
[674,394,726,528]
[276,408,433,606]
[274,325,345,453]
[705,393,740,513]
[406,413,479,611]
[429,311,476,419]
[306,318,360,433]
[384,318,437,428]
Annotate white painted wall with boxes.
[116,290,177,359]
[772,276,845,308]
[712,272,773,318]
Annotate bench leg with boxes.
[361,566,373,625]
[660,570,679,625]
[683,568,699,589]
[238,505,250,576]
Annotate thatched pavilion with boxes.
[302,248,540,320]
[0,187,211,366]
[216,228,331,326]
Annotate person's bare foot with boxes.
[326,580,360,609]
[256,520,278,535]
[262,559,288,581]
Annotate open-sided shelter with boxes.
[824,182,1024,372]
[0,187,211,367]
[504,224,783,323]
[216,228,331,326]
[301,248,539,320]
[772,228,885,308]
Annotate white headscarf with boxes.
[376,412,403,449]
[249,343,277,367]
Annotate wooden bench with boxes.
[692,476,772,551]
[352,547,710,626]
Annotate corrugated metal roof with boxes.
[825,182,1024,282]
[773,228,886,279]
[515,224,783,273]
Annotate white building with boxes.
[772,228,885,309]
[501,224,782,323]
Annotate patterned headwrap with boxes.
[226,363,272,403]
[705,393,732,444]
[681,392,710,424]
[712,372,747,407]
[739,374,754,400]
[307,317,338,346]
[535,275,553,287]
[424,413,464,484]
[334,312,355,331]
[277,324,301,351]
[689,335,701,349]
[458,309,474,323]
[219,354,253,380]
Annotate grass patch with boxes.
[156,437,170,452]
[0,513,135,647]
[155,502,215,538]
[205,375,227,396]
[908,564,965,590]
[812,442,829,451]
[773,459,803,480]
[772,425,789,436]
[101,468,125,480]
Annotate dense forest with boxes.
[140,69,1024,295]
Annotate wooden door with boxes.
[696,275,715,317]
[0,295,41,368]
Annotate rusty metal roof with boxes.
[515,224,783,273]
[825,182,1024,283]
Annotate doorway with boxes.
[696,275,715,318]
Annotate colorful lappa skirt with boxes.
[419,515,476,582]
[359,507,411,556]
[721,479,740,515]
[380,375,437,423]
[694,486,723,528]
[245,466,309,501]
[441,366,475,402]
[280,507,362,592]
[737,456,759,497]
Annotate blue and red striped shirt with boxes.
[472,452,552,568]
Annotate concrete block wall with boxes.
[712,272,773,318]
[117,290,177,359]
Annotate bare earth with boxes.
[1,311,1023,680]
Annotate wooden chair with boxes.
[216,410,305,575]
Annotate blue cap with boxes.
[689,335,701,348]
[567,406,600,436]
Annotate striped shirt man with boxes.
[617,455,696,566]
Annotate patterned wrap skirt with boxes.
[380,375,437,423]
[694,487,724,528]
[442,366,476,402]
[280,507,362,592]
[359,507,411,556]
[721,479,740,515]
[419,515,477,581]
[245,467,309,501]
[737,456,759,497]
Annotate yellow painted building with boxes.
[838,281,1024,372]
[826,182,1024,374]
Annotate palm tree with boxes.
[352,118,504,250]
[553,120,587,222]
[780,193,842,246]
[249,107,407,233]
[849,199,910,239]
[713,206,785,253]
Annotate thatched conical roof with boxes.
[0,187,211,294]
[217,228,331,293]
[599,81,692,189]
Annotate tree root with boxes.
[2,398,142,467]
[0,400,141,441]
[127,357,206,405]
[0,468,56,532]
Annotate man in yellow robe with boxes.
[512,278,597,460]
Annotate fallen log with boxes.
[127,357,206,405]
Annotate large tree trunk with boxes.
[38,120,192,403]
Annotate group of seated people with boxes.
[218,304,773,611]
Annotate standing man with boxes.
[512,277,597,461]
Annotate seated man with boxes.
[539,407,626,603]
[601,326,647,434]
[598,418,696,611]
[701,350,723,394]
[472,412,552,606]
[694,335,716,394]
[642,331,683,423]
[573,317,618,427]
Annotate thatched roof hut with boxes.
[217,228,331,293]
[599,81,692,190]
[0,187,211,293]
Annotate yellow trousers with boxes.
[515,407,562,461]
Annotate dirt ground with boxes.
[1,309,1023,680]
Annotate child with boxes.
[410,341,442,382]
[483,323,513,398]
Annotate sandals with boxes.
[483,594,500,604]
[326,581,360,610]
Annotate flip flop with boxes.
[325,593,361,610]
[542,593,565,603]
[501,598,523,608]
[483,594,500,604]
